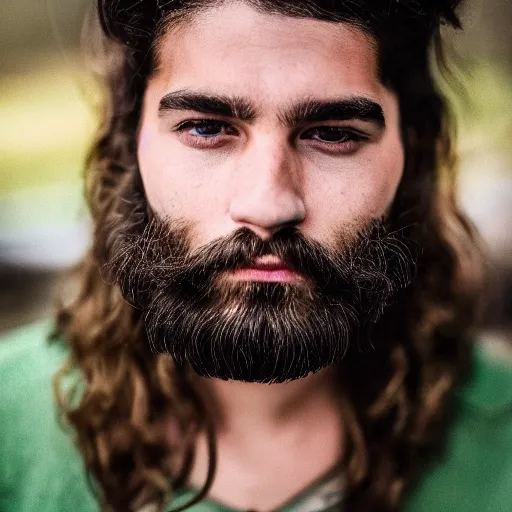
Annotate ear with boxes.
[402,0,463,28]
[429,0,463,28]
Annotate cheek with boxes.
[138,125,202,218]
[305,137,404,229]
[138,126,171,214]
[363,139,404,217]
[138,124,228,225]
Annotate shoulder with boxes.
[0,317,69,454]
[0,318,64,366]
[405,338,512,512]
[459,336,512,414]
[0,319,69,408]
[0,320,97,512]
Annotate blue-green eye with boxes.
[177,120,236,137]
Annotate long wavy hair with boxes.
[53,1,485,511]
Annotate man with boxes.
[1,1,512,511]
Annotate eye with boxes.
[301,126,366,143]
[173,119,238,149]
[299,126,368,154]
[176,120,237,137]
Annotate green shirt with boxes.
[1,320,512,512]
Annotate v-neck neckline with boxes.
[171,460,345,512]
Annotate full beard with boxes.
[105,197,417,384]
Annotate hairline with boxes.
[150,0,380,78]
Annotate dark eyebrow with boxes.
[159,90,257,121]
[280,97,385,128]
[158,91,385,128]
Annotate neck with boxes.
[184,366,346,510]
[195,366,342,435]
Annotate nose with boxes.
[228,135,306,239]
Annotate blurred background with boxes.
[0,0,511,348]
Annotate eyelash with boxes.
[173,119,368,153]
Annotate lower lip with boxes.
[228,267,303,283]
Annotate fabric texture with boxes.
[1,319,512,512]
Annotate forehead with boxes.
[152,2,383,102]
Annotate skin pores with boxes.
[137,2,405,252]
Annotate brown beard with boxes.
[104,197,418,384]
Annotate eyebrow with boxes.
[159,91,257,121]
[158,90,385,128]
[281,97,385,128]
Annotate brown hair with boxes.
[53,1,484,511]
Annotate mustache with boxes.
[106,212,417,305]
[176,225,352,289]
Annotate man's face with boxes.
[119,2,411,383]
[138,2,404,249]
